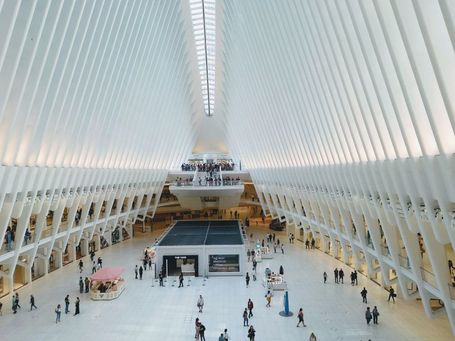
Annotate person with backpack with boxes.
[388,286,396,302]
[365,307,372,325]
[296,308,306,327]
[247,298,254,318]
[247,325,256,340]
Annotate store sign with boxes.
[209,254,239,272]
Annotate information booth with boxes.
[90,267,125,300]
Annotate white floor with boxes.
[0,227,453,341]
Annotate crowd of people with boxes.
[180,161,236,172]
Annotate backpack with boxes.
[199,324,206,332]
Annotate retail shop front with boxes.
[155,220,245,278]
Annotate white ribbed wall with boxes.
[217,0,455,333]
[0,0,202,296]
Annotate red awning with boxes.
[90,267,124,282]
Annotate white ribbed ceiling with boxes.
[0,0,200,170]
[218,0,455,168]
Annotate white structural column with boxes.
[217,0,455,334]
[0,0,202,299]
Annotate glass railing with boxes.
[170,180,243,187]
[399,254,411,269]
[448,283,455,300]
[420,267,438,288]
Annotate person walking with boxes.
[15,293,21,309]
[223,328,230,340]
[64,295,70,314]
[79,277,84,293]
[296,308,306,327]
[247,249,251,262]
[281,244,284,254]
[243,308,249,326]
[354,270,358,285]
[339,269,344,284]
[74,297,80,316]
[350,272,354,285]
[247,298,254,318]
[372,306,379,324]
[97,257,103,269]
[197,295,204,313]
[139,266,143,280]
[199,323,206,341]
[265,291,272,307]
[179,272,184,288]
[365,307,372,325]
[323,271,327,283]
[55,304,61,323]
[246,272,250,287]
[92,261,97,274]
[135,265,138,279]
[247,325,256,341]
[30,294,37,311]
[78,259,83,273]
[334,268,339,283]
[388,286,396,302]
[361,287,368,303]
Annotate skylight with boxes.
[189,0,216,116]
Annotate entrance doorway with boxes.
[162,255,198,277]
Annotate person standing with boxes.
[281,244,284,254]
[323,272,327,283]
[361,287,368,303]
[78,259,83,273]
[388,287,395,302]
[135,265,138,279]
[243,308,249,326]
[247,298,254,318]
[159,272,164,287]
[30,294,37,311]
[247,249,251,262]
[354,270,358,285]
[139,266,143,280]
[350,272,354,285]
[218,333,224,341]
[365,307,372,325]
[92,261,97,274]
[246,272,250,287]
[296,308,306,327]
[339,269,344,284]
[97,256,103,269]
[79,277,84,293]
[372,306,379,324]
[0,301,3,315]
[197,295,204,313]
[309,332,317,341]
[84,277,90,293]
[74,297,80,316]
[64,295,70,314]
[195,318,201,340]
[279,265,284,276]
[179,272,184,288]
[247,325,256,341]
[148,258,152,270]
[265,291,272,307]
[334,268,339,283]
[55,304,61,323]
